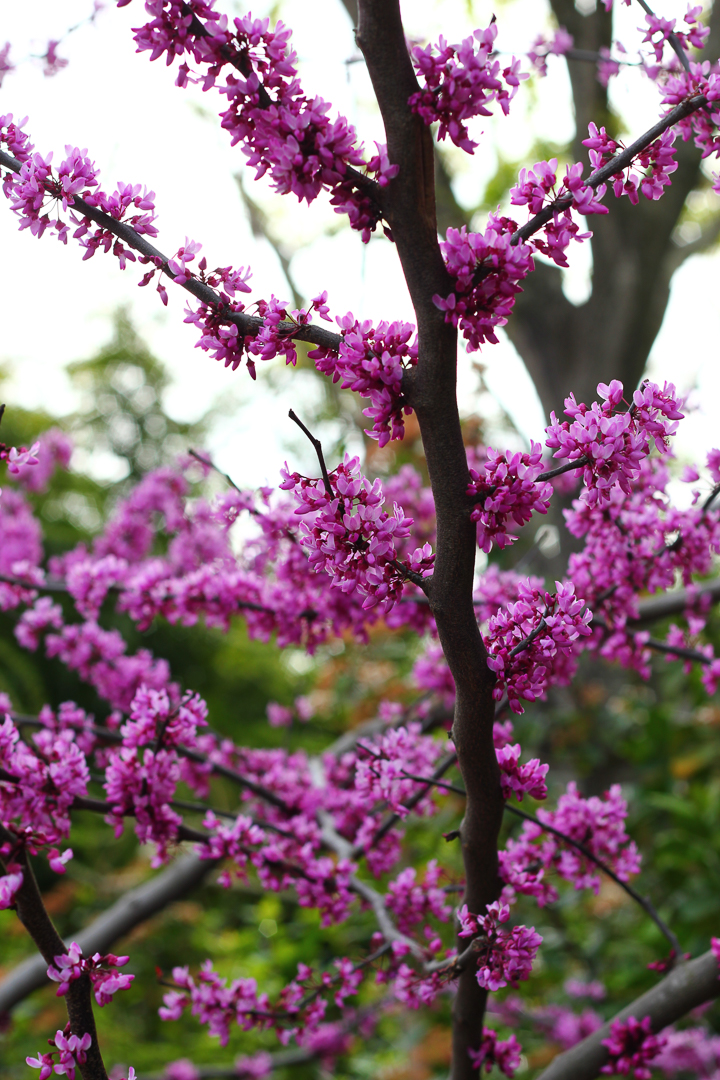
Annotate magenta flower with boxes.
[469,1028,523,1076]
[601,1015,667,1079]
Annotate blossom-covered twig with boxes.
[504,804,679,957]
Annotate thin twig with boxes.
[536,456,590,482]
[509,617,548,658]
[288,409,335,498]
[188,448,243,494]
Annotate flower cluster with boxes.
[545,379,683,505]
[159,957,362,1048]
[653,1025,720,1076]
[127,6,390,239]
[485,580,592,714]
[527,27,574,78]
[0,865,23,909]
[183,287,329,381]
[27,1029,92,1080]
[499,782,641,904]
[467,442,553,552]
[600,1015,667,1079]
[511,158,607,220]
[355,724,444,819]
[458,901,542,991]
[409,24,526,152]
[47,942,135,1007]
[496,743,549,802]
[9,428,72,493]
[640,7,709,63]
[0,714,89,855]
[0,440,40,472]
[385,861,452,934]
[434,217,535,350]
[662,63,720,187]
[309,315,418,447]
[468,1028,523,1076]
[282,455,434,615]
[583,123,678,204]
[2,124,158,260]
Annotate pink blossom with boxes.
[0,43,14,88]
[409,25,526,153]
[164,1061,200,1080]
[282,454,433,616]
[267,701,293,727]
[0,867,23,908]
[528,28,574,77]
[601,1015,667,1079]
[308,315,418,447]
[469,1029,523,1075]
[47,942,134,1006]
[459,901,542,991]
[499,782,641,903]
[485,580,592,714]
[467,441,553,552]
[434,217,535,350]
[234,1052,273,1078]
[653,1025,720,1076]
[41,41,69,78]
[496,743,549,802]
[385,861,452,933]
[545,379,683,506]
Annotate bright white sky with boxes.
[1,0,719,489]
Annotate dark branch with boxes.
[287,409,335,498]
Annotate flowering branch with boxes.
[512,93,710,246]
[504,804,679,957]
[635,0,691,73]
[0,148,343,356]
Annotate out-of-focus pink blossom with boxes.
[600,1015,667,1079]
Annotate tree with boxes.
[1,3,720,1080]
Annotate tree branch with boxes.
[355,4,503,1074]
[535,949,720,1080]
[504,804,679,956]
[0,149,343,355]
[512,94,710,247]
